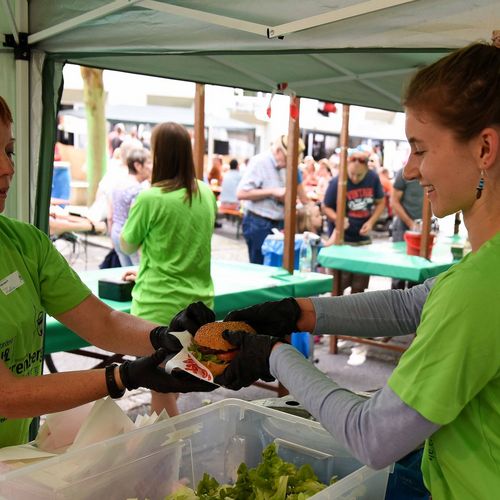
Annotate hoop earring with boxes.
[476,170,485,199]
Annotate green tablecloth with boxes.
[317,237,461,282]
[44,260,332,354]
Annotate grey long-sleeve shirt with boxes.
[312,278,434,338]
[269,278,440,469]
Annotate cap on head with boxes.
[276,134,306,160]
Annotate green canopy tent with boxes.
[1,0,498,229]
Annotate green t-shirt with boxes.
[389,232,500,499]
[0,215,91,447]
[121,181,216,324]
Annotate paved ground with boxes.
[48,218,405,421]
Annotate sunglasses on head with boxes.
[349,156,368,164]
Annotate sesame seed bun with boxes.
[194,321,256,350]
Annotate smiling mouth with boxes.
[0,187,9,197]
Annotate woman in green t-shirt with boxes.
[120,122,217,417]
[0,97,214,448]
[202,39,500,499]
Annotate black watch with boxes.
[105,363,126,399]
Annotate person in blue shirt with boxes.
[322,151,385,292]
[219,158,242,210]
[237,135,309,264]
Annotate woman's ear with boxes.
[475,127,500,171]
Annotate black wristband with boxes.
[105,363,126,399]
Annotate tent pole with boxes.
[140,0,265,36]
[193,83,205,180]
[15,0,30,222]
[419,198,432,258]
[270,0,416,38]
[207,125,214,176]
[283,95,300,274]
[329,103,349,353]
[453,212,461,235]
[29,0,142,45]
[334,104,350,246]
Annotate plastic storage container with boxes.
[0,399,391,499]
[261,233,304,269]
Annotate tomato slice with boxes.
[217,350,238,362]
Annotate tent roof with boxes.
[15,0,499,112]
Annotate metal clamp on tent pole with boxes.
[3,32,30,60]
[266,27,284,40]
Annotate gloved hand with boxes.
[150,301,216,350]
[214,330,283,390]
[119,349,217,393]
[224,297,301,338]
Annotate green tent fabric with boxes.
[0,0,498,222]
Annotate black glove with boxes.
[119,348,217,393]
[150,301,216,350]
[224,298,301,338]
[214,331,282,390]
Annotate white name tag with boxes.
[0,271,25,295]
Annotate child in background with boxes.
[296,203,348,249]
[315,158,333,201]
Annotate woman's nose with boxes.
[0,155,14,177]
[403,156,420,181]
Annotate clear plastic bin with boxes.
[0,399,391,499]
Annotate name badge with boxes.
[0,271,25,295]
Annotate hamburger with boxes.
[188,321,256,376]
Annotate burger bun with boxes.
[194,321,256,350]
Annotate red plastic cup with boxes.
[404,231,435,258]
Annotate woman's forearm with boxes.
[310,279,434,337]
[55,295,157,356]
[0,363,108,418]
[270,345,439,469]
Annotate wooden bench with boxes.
[218,206,243,238]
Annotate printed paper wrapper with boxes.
[164,331,217,384]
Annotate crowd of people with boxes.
[53,120,424,296]
[46,110,426,416]
[231,134,424,291]
[52,113,417,275]
[46,126,421,419]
